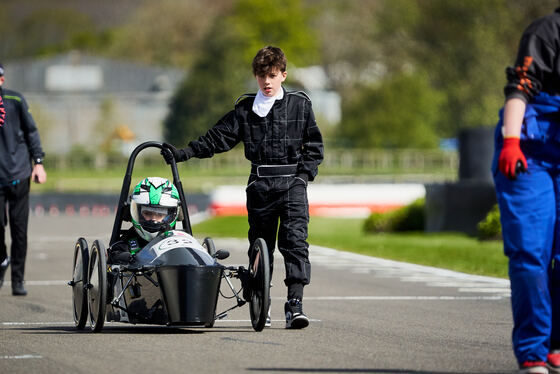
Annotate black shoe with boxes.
[0,257,9,289]
[285,299,309,329]
[12,281,27,296]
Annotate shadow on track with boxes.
[6,324,262,335]
[246,368,512,374]
[10,325,204,334]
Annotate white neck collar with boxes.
[252,88,284,117]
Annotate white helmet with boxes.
[130,177,180,241]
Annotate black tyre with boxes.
[248,238,270,332]
[88,240,107,332]
[71,238,89,330]
[202,237,216,257]
[203,236,217,328]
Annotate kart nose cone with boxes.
[156,265,222,325]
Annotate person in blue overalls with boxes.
[493,7,560,374]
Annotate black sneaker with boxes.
[0,256,9,289]
[12,281,27,296]
[285,299,309,329]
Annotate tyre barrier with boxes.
[209,184,427,218]
[29,193,210,218]
[31,203,203,218]
[32,203,115,217]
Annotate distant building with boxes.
[2,51,185,155]
[3,54,341,157]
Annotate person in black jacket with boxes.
[492,8,560,374]
[0,62,47,296]
[162,46,323,329]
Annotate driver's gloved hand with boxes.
[112,251,132,264]
[161,143,194,164]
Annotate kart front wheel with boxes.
[71,238,89,330]
[248,238,270,332]
[88,240,107,333]
[203,237,216,257]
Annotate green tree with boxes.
[338,71,443,148]
[164,0,319,145]
[309,0,384,92]
[373,0,558,137]
[106,0,228,68]
[3,9,97,58]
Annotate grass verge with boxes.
[31,166,249,194]
[192,215,508,279]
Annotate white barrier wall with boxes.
[210,184,426,218]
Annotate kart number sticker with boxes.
[153,237,195,256]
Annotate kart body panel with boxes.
[106,231,223,326]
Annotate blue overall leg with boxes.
[495,160,556,363]
[549,167,560,349]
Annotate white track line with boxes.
[2,322,72,326]
[1,355,42,359]
[1,280,68,286]
[300,295,507,300]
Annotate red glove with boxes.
[498,137,527,179]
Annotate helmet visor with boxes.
[139,205,177,233]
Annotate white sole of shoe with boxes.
[286,315,309,329]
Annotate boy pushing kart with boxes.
[161,46,324,329]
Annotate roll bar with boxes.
[109,141,192,246]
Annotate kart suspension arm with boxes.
[141,271,158,287]
[215,271,246,320]
[111,273,135,306]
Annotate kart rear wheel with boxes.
[248,238,270,332]
[71,238,89,330]
[88,240,107,332]
[203,237,216,257]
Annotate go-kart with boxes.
[68,141,270,332]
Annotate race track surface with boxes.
[0,216,514,373]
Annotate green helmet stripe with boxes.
[132,178,150,196]
[148,182,163,204]
[171,184,179,200]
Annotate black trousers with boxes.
[246,176,310,300]
[0,178,30,283]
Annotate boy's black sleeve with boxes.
[299,100,324,181]
[188,110,241,158]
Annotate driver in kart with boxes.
[109,177,180,263]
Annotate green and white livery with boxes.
[130,177,180,241]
